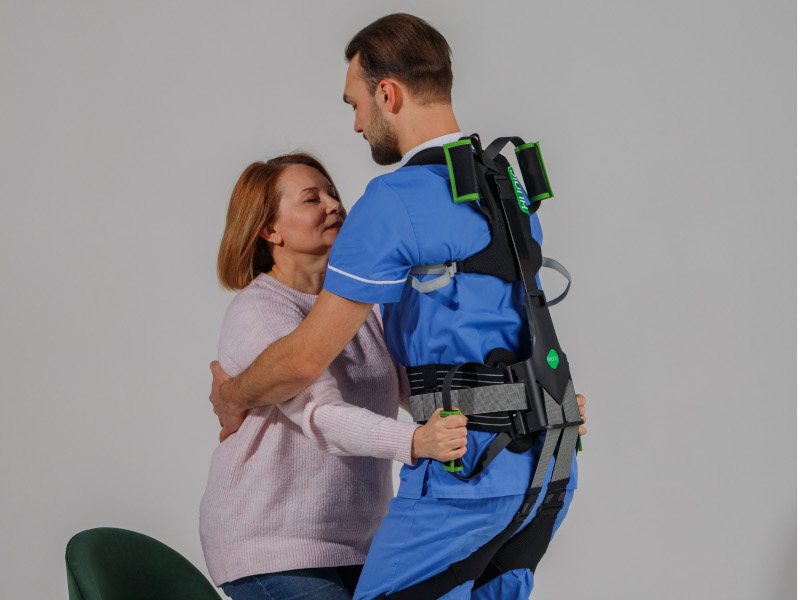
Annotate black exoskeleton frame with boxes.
[379,135,582,599]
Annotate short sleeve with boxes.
[324,179,419,304]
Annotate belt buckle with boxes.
[509,410,529,438]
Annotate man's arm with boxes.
[211,291,374,436]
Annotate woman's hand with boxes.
[411,408,468,462]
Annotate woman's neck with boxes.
[268,252,329,295]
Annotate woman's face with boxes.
[264,164,345,258]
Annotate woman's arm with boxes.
[217,291,467,461]
[278,371,419,464]
[278,370,467,466]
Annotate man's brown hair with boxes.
[217,154,338,291]
[345,13,453,104]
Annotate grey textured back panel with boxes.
[408,383,528,422]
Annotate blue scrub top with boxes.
[324,162,577,499]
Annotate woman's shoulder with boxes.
[218,274,310,373]
[224,274,310,324]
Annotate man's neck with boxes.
[398,131,464,167]
[396,104,460,157]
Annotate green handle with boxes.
[440,409,464,472]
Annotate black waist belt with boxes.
[405,364,542,436]
[406,363,506,395]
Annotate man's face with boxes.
[343,55,402,166]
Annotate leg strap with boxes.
[473,478,570,589]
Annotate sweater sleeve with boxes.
[217,290,303,377]
[278,373,418,465]
[220,287,418,465]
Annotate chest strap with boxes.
[409,256,572,307]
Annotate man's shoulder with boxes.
[357,165,450,210]
[372,164,447,192]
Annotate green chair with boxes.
[66,527,221,600]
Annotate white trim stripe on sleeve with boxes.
[327,264,407,285]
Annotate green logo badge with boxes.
[546,349,560,369]
[507,166,530,215]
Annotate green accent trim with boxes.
[443,139,473,149]
[534,142,554,198]
[514,142,537,153]
[440,409,464,471]
[515,141,555,201]
[546,348,560,369]
[507,166,530,215]
[442,139,477,204]
[577,437,583,452]
[440,409,462,417]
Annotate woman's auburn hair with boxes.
[217,153,338,291]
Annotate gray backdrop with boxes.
[1,1,795,598]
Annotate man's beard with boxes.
[366,104,402,166]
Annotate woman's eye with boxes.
[305,197,320,203]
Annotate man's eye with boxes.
[305,197,320,203]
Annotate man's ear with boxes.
[375,79,403,114]
[261,224,282,245]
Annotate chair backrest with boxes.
[66,527,221,600]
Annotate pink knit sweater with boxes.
[199,273,418,586]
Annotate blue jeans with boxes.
[222,565,363,600]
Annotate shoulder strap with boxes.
[404,135,570,305]
[405,146,447,167]
[405,137,520,287]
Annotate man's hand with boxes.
[210,361,248,442]
[411,408,468,462]
[576,393,587,436]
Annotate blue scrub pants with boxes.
[353,462,575,599]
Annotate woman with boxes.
[199,154,469,600]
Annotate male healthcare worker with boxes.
[211,13,584,600]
